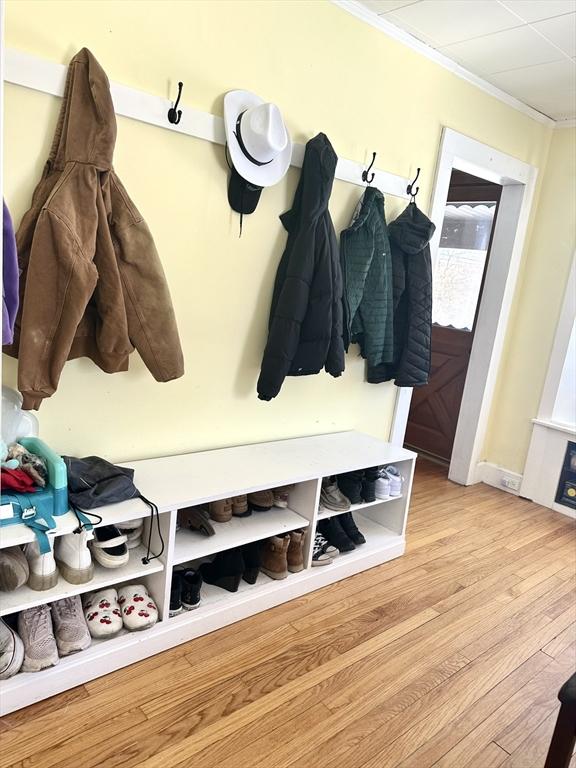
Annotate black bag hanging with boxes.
[63,455,164,563]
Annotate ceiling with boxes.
[357,0,576,122]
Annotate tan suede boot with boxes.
[232,495,249,517]
[209,499,233,522]
[287,530,305,573]
[260,535,289,580]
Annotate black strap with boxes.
[139,494,165,564]
[233,111,274,167]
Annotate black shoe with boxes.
[337,471,363,504]
[169,571,183,616]
[200,549,245,592]
[318,518,355,553]
[241,541,261,585]
[362,466,379,502]
[339,512,366,545]
[181,569,203,609]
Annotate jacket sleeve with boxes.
[257,233,316,401]
[17,210,98,410]
[111,176,184,382]
[325,229,345,378]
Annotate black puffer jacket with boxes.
[367,203,435,387]
[257,134,345,400]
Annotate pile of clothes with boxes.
[0,441,48,493]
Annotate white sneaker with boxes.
[51,596,91,656]
[23,539,59,591]
[55,530,94,584]
[0,618,24,679]
[384,466,403,497]
[375,471,391,499]
[18,605,59,672]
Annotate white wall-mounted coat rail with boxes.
[4,48,412,199]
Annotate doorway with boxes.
[404,170,503,465]
[389,127,538,486]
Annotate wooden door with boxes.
[405,170,502,462]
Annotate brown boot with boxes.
[287,530,305,573]
[209,498,233,522]
[232,495,249,517]
[260,535,289,580]
[248,490,274,512]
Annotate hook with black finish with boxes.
[407,167,421,202]
[168,81,184,125]
[362,152,376,184]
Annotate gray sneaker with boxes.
[320,480,351,512]
[18,605,59,672]
[51,596,91,656]
[0,618,24,679]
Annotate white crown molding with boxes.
[555,119,576,129]
[332,0,556,128]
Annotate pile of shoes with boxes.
[203,486,294,524]
[171,529,305,604]
[0,580,160,679]
[0,518,147,596]
[0,595,91,677]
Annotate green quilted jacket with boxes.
[340,186,394,367]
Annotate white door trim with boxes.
[391,127,539,484]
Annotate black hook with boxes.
[167,81,183,125]
[362,152,376,184]
[407,167,421,200]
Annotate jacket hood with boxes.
[389,202,435,255]
[49,48,116,169]
[280,133,337,231]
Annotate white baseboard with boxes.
[476,462,523,496]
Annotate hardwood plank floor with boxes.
[1,459,575,768]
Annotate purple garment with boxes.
[2,201,19,345]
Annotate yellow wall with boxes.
[3,0,554,462]
[484,127,576,473]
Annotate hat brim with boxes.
[224,90,292,188]
[228,166,263,214]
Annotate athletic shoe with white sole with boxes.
[384,466,403,497]
[312,533,334,566]
[375,470,391,499]
[89,526,129,568]
[18,605,59,672]
[0,618,24,679]
[55,530,94,584]
[23,539,59,591]
[51,596,91,656]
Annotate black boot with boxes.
[339,512,366,545]
[181,569,203,609]
[337,470,363,504]
[318,518,355,553]
[169,571,183,616]
[241,541,261,584]
[200,549,245,592]
[362,467,379,503]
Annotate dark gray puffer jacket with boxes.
[257,133,345,400]
[367,203,435,387]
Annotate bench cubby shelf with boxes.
[0,431,416,715]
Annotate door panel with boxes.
[405,327,471,461]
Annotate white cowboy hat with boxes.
[224,90,292,188]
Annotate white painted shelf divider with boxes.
[4,47,412,199]
[0,431,416,715]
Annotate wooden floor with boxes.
[1,459,575,768]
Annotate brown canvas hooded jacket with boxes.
[4,48,184,410]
